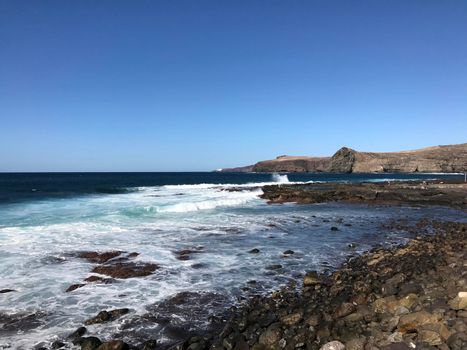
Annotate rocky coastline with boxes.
[38,219,466,350]
[4,181,466,350]
[261,180,467,209]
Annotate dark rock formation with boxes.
[261,180,467,208]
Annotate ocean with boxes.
[0,172,464,348]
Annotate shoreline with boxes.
[176,219,467,350]
[56,218,467,350]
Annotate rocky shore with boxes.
[260,181,467,209]
[42,218,467,350]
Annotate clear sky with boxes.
[1,1,466,171]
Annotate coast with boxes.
[53,180,466,350]
[62,219,467,350]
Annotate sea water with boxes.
[0,172,464,348]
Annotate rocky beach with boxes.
[6,179,464,350]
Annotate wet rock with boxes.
[80,337,102,350]
[330,227,339,231]
[303,271,321,286]
[84,308,129,325]
[92,262,158,279]
[174,248,203,260]
[249,248,260,254]
[0,312,44,332]
[0,289,15,294]
[66,283,86,292]
[96,340,129,350]
[68,326,87,343]
[265,264,283,270]
[319,341,345,350]
[84,275,115,284]
[51,340,66,349]
[283,250,294,255]
[77,251,123,264]
[140,339,158,350]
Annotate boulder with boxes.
[96,340,129,350]
[397,311,441,333]
[319,341,345,350]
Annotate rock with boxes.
[305,314,321,327]
[66,283,85,292]
[80,337,102,350]
[417,330,443,346]
[259,323,282,346]
[51,340,65,349]
[380,316,399,332]
[448,292,467,310]
[330,227,339,231]
[319,341,345,350]
[280,312,302,325]
[345,338,366,350]
[96,340,129,350]
[91,262,158,279]
[249,248,260,254]
[77,251,123,263]
[0,289,15,293]
[84,275,114,284]
[68,326,87,343]
[334,303,356,319]
[173,248,203,261]
[397,311,441,333]
[303,271,321,286]
[447,332,467,350]
[379,343,411,350]
[283,250,294,255]
[140,340,158,350]
[84,308,129,325]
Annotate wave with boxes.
[162,174,293,191]
[156,190,261,213]
[271,173,290,183]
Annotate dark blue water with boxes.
[0,172,462,204]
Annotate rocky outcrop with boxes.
[253,156,331,173]
[261,181,467,208]
[330,143,467,173]
[220,143,467,173]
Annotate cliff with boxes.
[253,156,331,172]
[330,143,467,173]
[219,143,467,173]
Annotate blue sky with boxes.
[1,1,466,171]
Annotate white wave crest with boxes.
[271,173,290,183]
[156,190,261,213]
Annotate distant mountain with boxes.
[218,143,467,173]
